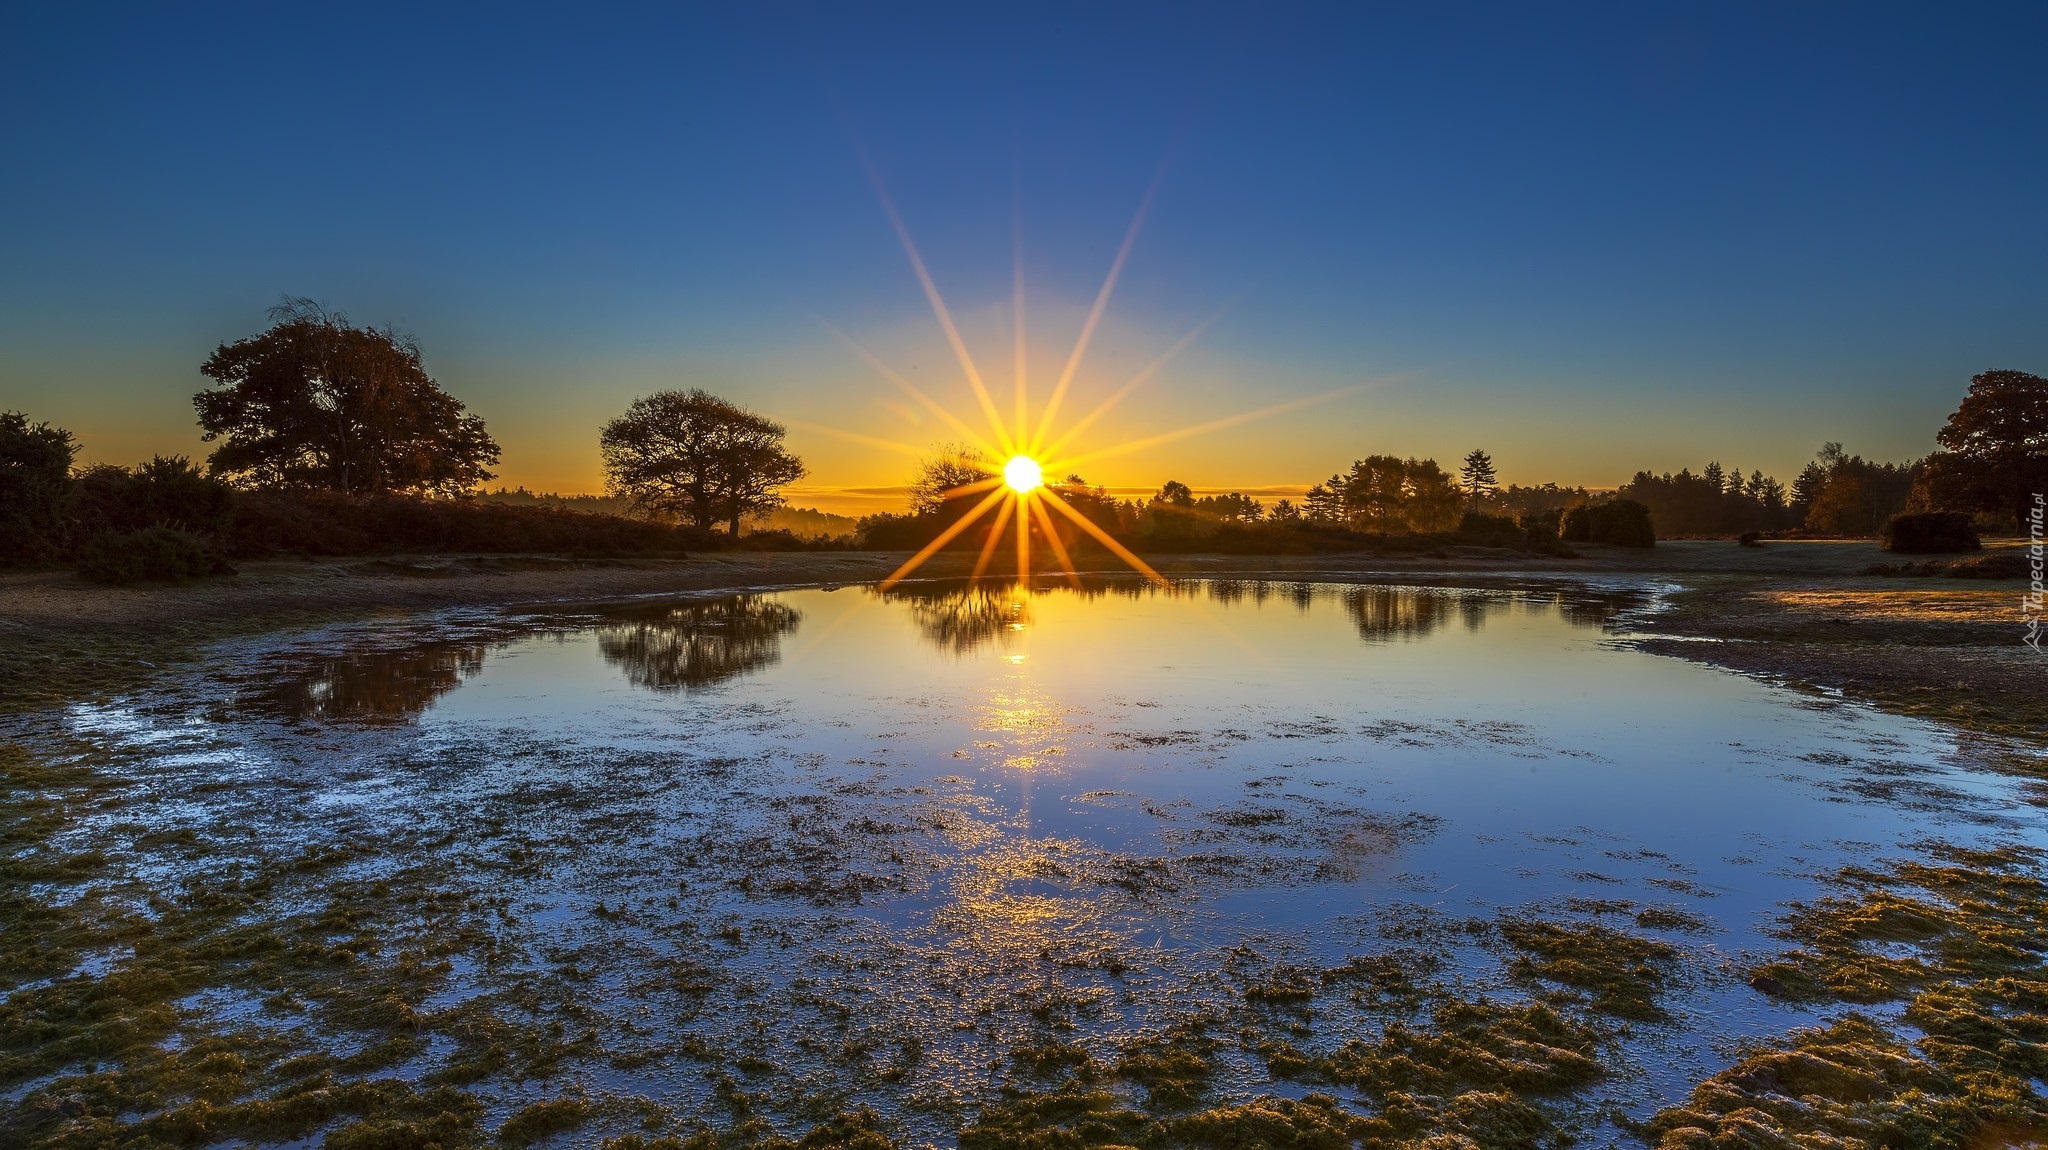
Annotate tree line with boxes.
[3,294,2042,574]
[0,299,816,580]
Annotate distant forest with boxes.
[2,296,2040,579]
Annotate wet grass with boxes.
[2,720,1694,1148]
[1647,843,2048,1148]
[7,574,2046,1148]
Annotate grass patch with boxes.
[1650,843,2048,1147]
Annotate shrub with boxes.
[1561,499,1655,547]
[1738,531,1764,547]
[69,456,234,543]
[1881,511,1980,554]
[0,411,77,564]
[730,527,855,552]
[1458,512,1521,536]
[77,527,218,584]
[222,489,715,558]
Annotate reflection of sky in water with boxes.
[57,580,2048,1131]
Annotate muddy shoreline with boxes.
[3,541,2039,744]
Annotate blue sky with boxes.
[3,2,2043,509]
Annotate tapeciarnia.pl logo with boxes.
[2027,493,2044,652]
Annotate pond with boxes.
[19,577,2046,1146]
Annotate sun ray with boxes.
[785,419,934,459]
[823,325,1007,461]
[879,485,1010,590]
[856,154,1014,454]
[1015,494,1030,584]
[1041,488,1167,584]
[1013,205,1028,442]
[1029,498,1085,589]
[940,474,1009,502]
[1050,381,1377,475]
[1038,304,1233,463]
[970,492,1013,580]
[1030,170,1162,452]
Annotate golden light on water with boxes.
[1003,455,1043,493]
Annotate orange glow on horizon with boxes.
[856,161,1368,590]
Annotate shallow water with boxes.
[32,578,2048,1142]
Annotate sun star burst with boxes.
[827,156,1371,593]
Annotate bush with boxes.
[77,527,218,584]
[1738,531,1764,547]
[1458,512,1521,536]
[1,411,77,564]
[730,527,855,551]
[1881,511,1980,554]
[69,456,234,543]
[1561,499,1656,547]
[223,489,716,558]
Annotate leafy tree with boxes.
[195,298,499,495]
[1155,480,1195,507]
[1192,491,1263,523]
[1345,456,1412,530]
[1392,458,1463,531]
[1911,369,2048,530]
[1459,449,1498,512]
[1496,482,1594,520]
[600,389,806,537]
[909,445,996,517]
[1302,475,1347,526]
[1620,459,1798,536]
[0,411,77,563]
[1798,444,1917,536]
[1562,499,1655,547]
[1789,457,1829,522]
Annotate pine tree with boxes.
[1459,449,1498,512]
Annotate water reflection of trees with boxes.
[597,595,802,691]
[1337,584,1637,641]
[1342,587,1472,640]
[873,577,1639,651]
[249,643,488,723]
[874,580,1036,654]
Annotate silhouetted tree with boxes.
[1909,369,2048,530]
[1192,491,1263,522]
[1495,483,1595,519]
[601,389,806,537]
[0,411,77,563]
[1620,459,1798,536]
[909,445,996,516]
[195,298,499,495]
[1459,449,1498,512]
[1303,476,1347,526]
[1799,444,1917,536]
[1562,499,1655,547]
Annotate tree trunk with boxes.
[730,513,742,538]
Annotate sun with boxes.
[820,154,1367,593]
[1003,455,1043,493]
